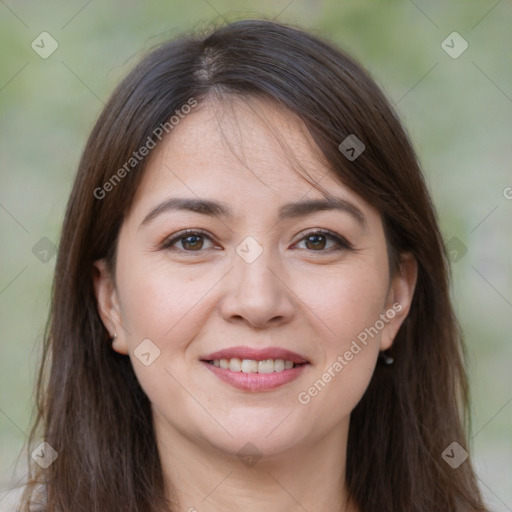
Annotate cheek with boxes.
[293,260,388,412]
[301,261,389,351]
[117,257,216,342]
[115,262,209,418]
[295,271,386,424]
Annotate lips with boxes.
[201,346,309,364]
[200,346,310,392]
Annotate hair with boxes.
[21,18,488,512]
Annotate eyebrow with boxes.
[140,196,367,228]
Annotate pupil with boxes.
[306,235,325,250]
[183,235,203,250]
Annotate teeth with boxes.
[258,359,274,373]
[210,357,298,373]
[274,359,284,372]
[229,358,242,372]
[241,359,258,373]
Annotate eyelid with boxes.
[160,228,353,253]
[292,228,354,251]
[159,229,220,251]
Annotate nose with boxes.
[219,246,296,329]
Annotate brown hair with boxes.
[21,19,488,512]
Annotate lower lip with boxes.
[201,361,308,391]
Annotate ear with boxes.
[380,252,418,351]
[92,259,129,355]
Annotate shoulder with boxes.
[0,483,24,511]
[0,482,46,512]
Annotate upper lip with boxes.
[201,346,309,364]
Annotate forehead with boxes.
[129,95,369,217]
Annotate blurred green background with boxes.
[1,0,511,509]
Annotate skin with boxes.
[94,96,417,512]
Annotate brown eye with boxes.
[295,230,353,252]
[181,234,204,251]
[161,230,217,252]
[304,234,327,250]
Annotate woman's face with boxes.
[95,96,416,460]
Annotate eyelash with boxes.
[160,228,353,254]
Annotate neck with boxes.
[155,414,357,512]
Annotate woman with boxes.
[20,19,488,512]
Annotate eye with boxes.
[161,230,219,252]
[294,230,352,252]
[160,229,351,254]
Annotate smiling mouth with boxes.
[204,358,308,373]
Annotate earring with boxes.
[111,332,117,345]
[378,351,394,366]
